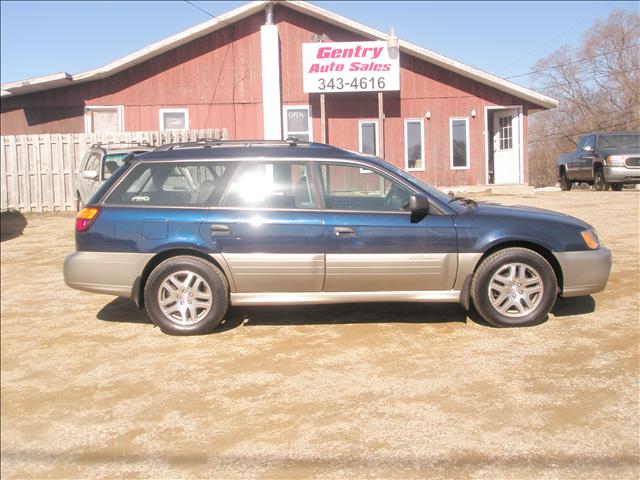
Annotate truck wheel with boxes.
[471,247,557,327]
[144,255,229,335]
[594,168,609,191]
[611,183,623,191]
[560,171,572,191]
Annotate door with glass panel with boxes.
[492,110,520,184]
[318,162,458,292]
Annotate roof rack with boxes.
[156,138,332,151]
[92,140,152,148]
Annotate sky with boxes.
[1,0,638,87]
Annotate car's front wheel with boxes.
[593,168,610,191]
[471,248,557,327]
[611,183,623,191]
[144,255,229,335]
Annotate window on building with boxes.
[222,162,317,209]
[84,106,124,133]
[359,120,378,156]
[283,106,312,142]
[499,116,513,150]
[159,108,189,131]
[319,163,412,212]
[450,118,470,169]
[405,119,425,171]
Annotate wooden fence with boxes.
[0,128,227,212]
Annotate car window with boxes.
[222,162,317,209]
[584,135,596,150]
[85,153,101,173]
[105,162,234,206]
[102,153,130,180]
[319,163,412,212]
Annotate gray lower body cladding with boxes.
[63,249,611,303]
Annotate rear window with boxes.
[105,162,235,207]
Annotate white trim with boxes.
[84,105,125,133]
[404,118,425,172]
[283,105,313,141]
[261,24,282,140]
[449,117,470,170]
[0,1,558,110]
[483,105,524,184]
[159,108,189,131]
[358,119,379,156]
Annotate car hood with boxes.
[597,147,639,157]
[466,201,591,229]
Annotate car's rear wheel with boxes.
[471,247,557,327]
[144,255,229,335]
[593,168,609,191]
[559,170,572,191]
[611,183,623,191]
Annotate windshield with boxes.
[597,134,640,150]
[102,153,131,179]
[381,161,468,213]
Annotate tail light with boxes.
[76,207,101,232]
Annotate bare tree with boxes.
[528,10,640,187]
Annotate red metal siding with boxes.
[1,12,265,137]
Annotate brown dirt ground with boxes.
[1,191,639,479]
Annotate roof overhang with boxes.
[1,0,558,110]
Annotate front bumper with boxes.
[604,166,640,184]
[64,251,153,297]
[554,247,612,297]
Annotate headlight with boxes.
[581,229,600,250]
[606,155,626,167]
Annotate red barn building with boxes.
[0,0,557,186]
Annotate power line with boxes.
[504,43,640,79]
[184,0,228,24]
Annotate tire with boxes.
[611,183,623,191]
[471,247,557,327]
[593,167,609,191]
[559,170,572,191]
[144,255,229,335]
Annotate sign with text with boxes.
[302,41,400,93]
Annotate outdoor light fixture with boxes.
[387,27,399,59]
[426,111,431,119]
[471,109,477,118]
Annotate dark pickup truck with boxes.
[557,132,640,191]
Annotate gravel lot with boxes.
[1,191,639,479]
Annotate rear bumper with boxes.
[64,251,153,297]
[604,166,640,184]
[554,248,612,297]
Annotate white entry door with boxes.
[492,109,520,184]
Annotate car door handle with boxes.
[210,224,231,235]
[334,226,357,237]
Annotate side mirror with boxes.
[582,145,594,153]
[409,194,430,223]
[82,170,98,180]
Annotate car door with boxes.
[201,160,325,293]
[576,135,596,180]
[317,161,458,292]
[78,150,102,203]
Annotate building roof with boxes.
[1,0,558,110]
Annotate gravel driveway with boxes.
[1,191,638,479]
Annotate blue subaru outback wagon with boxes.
[64,140,611,335]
